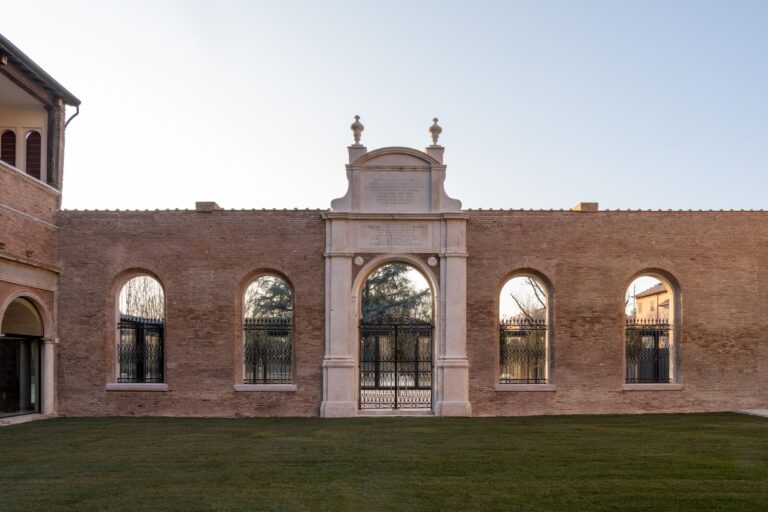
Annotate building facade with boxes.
[1,36,766,419]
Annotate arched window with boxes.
[1,130,16,167]
[625,274,676,384]
[117,275,165,383]
[0,298,43,417]
[499,275,550,384]
[243,275,294,384]
[25,130,41,180]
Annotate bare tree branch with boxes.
[509,293,535,322]
[527,277,547,309]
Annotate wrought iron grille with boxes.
[118,314,164,383]
[499,318,547,384]
[625,319,671,384]
[360,316,433,409]
[243,317,293,384]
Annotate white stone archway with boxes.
[353,255,437,411]
[321,119,471,417]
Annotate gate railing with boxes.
[625,319,671,383]
[499,318,547,384]
[360,316,433,409]
[243,317,293,384]
[118,314,164,383]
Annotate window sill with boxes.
[234,384,297,392]
[105,383,169,392]
[495,384,556,392]
[622,383,683,391]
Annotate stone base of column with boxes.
[321,357,357,417]
[434,357,471,417]
[435,400,472,417]
[320,401,357,417]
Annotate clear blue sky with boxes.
[4,1,767,210]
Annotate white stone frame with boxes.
[321,142,471,417]
[352,255,439,411]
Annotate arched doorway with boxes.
[0,298,43,418]
[359,262,433,410]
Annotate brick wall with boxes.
[0,163,59,266]
[467,210,768,415]
[56,208,768,417]
[56,210,326,417]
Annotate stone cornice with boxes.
[322,212,469,220]
[0,250,60,274]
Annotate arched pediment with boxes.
[331,145,461,213]
[353,147,440,167]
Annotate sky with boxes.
[3,1,768,210]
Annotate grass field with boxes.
[1,413,766,511]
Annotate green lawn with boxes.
[1,413,766,511]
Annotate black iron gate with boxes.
[359,316,433,409]
[625,319,671,383]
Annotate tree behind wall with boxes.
[361,263,432,322]
[504,277,546,321]
[119,276,165,320]
[244,276,293,319]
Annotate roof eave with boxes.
[0,33,81,106]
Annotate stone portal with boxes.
[321,118,470,417]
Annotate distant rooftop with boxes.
[635,283,667,299]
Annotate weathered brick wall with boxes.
[56,210,326,417]
[0,209,57,264]
[0,164,58,222]
[0,163,59,266]
[467,210,768,415]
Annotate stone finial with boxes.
[429,117,442,146]
[350,115,364,145]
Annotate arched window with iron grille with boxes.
[25,130,42,180]
[1,130,16,167]
[117,275,165,383]
[625,274,677,384]
[243,275,294,384]
[499,274,550,384]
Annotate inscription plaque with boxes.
[363,171,429,212]
[357,222,435,252]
